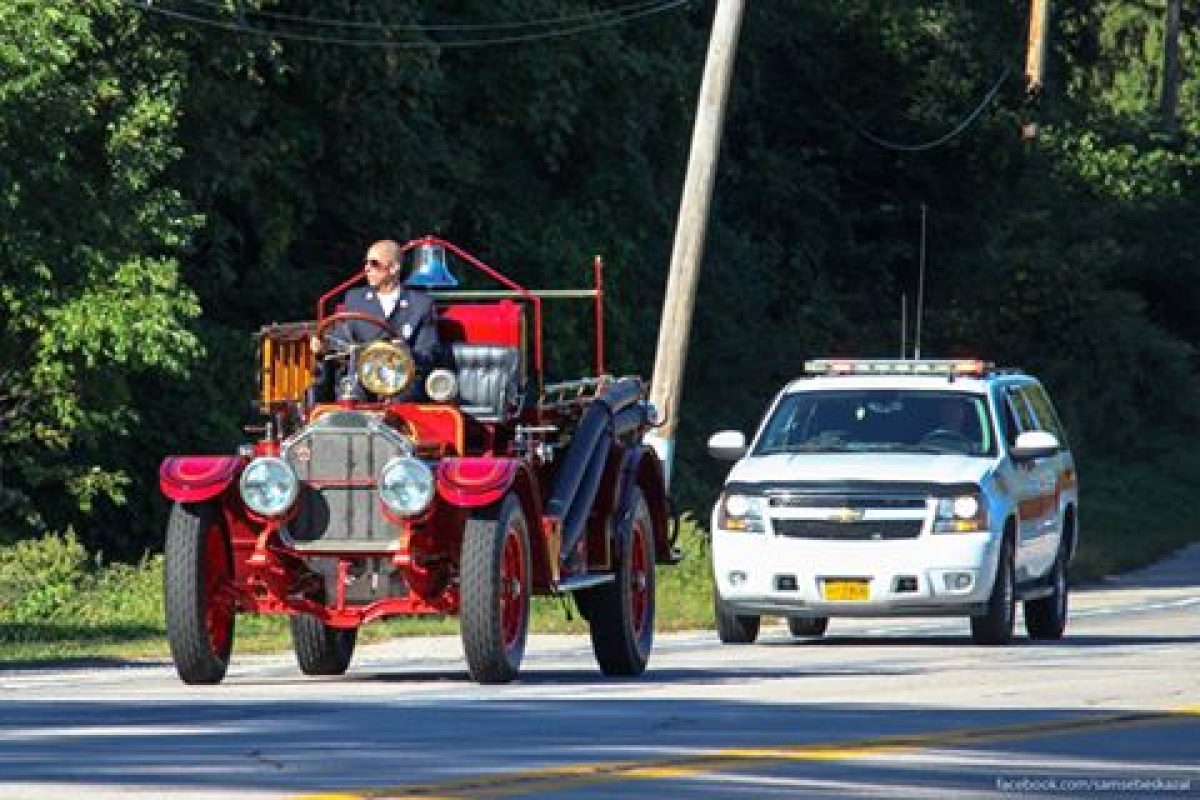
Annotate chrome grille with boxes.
[282,411,412,551]
[765,490,927,541]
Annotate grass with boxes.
[1073,449,1200,581]
[0,518,715,665]
[2,452,1197,667]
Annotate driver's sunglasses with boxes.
[363,258,389,271]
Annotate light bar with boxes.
[803,359,994,377]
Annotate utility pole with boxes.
[1160,0,1181,138]
[647,0,746,489]
[1022,0,1050,141]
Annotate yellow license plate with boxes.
[822,579,870,601]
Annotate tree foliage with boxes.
[0,0,201,542]
[1,0,1197,554]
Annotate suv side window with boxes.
[992,384,1017,446]
[1022,383,1068,443]
[1004,386,1036,445]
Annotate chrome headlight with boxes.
[357,340,415,397]
[716,492,767,533]
[379,456,434,516]
[425,368,458,403]
[239,457,298,516]
[933,492,987,533]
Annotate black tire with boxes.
[291,610,358,676]
[1025,545,1069,640]
[786,616,829,638]
[460,492,531,684]
[714,588,760,644]
[971,536,1016,645]
[575,489,656,676]
[164,501,236,685]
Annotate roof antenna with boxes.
[914,203,927,360]
[900,292,907,359]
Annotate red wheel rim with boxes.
[203,521,233,655]
[499,521,527,652]
[629,521,650,638]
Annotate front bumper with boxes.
[713,528,1000,617]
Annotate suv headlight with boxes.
[717,492,767,533]
[933,492,988,533]
[239,457,299,517]
[379,456,434,516]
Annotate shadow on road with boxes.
[337,663,920,686]
[0,695,1196,797]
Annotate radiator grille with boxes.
[282,412,412,551]
[772,519,923,540]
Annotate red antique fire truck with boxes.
[158,236,676,684]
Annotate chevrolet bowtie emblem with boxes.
[830,507,865,523]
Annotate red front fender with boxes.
[436,458,520,508]
[160,456,243,503]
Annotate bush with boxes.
[0,531,166,632]
[79,553,165,626]
[0,530,91,623]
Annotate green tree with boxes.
[0,0,202,543]
[4,0,1200,559]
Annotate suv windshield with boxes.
[754,390,995,457]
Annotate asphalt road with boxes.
[2,546,1198,800]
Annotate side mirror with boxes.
[1011,430,1060,461]
[707,430,747,461]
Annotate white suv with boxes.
[707,359,1077,645]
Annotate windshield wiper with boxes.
[759,444,847,454]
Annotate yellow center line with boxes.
[300,703,1200,800]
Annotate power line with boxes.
[174,0,678,32]
[122,0,692,49]
[820,66,1012,153]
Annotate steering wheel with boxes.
[919,428,971,449]
[314,311,398,359]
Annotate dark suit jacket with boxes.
[338,285,440,372]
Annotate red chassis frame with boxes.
[160,236,670,632]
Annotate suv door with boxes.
[1021,382,1075,568]
[1003,383,1060,581]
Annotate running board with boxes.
[556,574,616,593]
[1016,572,1057,602]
